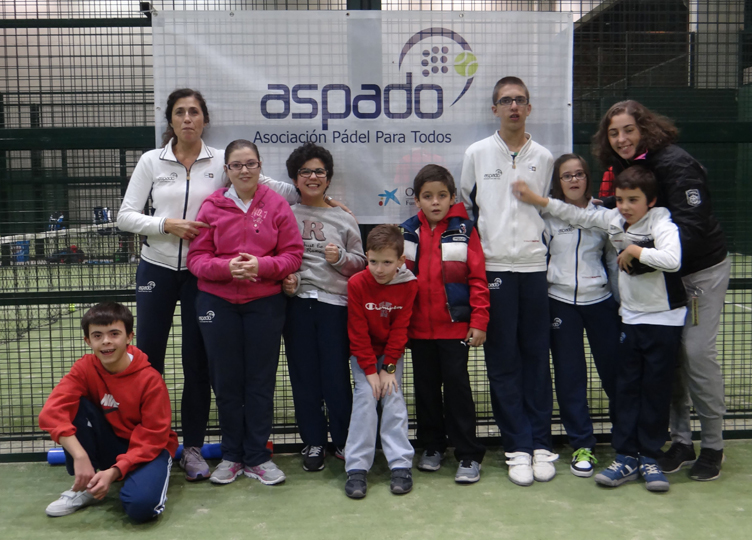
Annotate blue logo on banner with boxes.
[260,27,476,130]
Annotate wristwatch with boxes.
[381,363,396,374]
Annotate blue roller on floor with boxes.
[47,443,223,465]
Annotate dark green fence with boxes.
[1,0,751,459]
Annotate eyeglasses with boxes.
[298,168,327,178]
[560,171,587,183]
[227,161,260,171]
[495,96,529,107]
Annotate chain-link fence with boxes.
[1,0,751,458]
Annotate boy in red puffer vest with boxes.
[401,164,490,484]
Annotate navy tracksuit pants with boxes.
[135,260,210,448]
[484,271,553,454]
[612,323,683,459]
[283,297,352,448]
[549,297,621,450]
[63,398,172,523]
[196,291,285,467]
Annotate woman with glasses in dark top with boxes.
[593,100,729,481]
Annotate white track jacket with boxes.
[460,131,554,272]
[546,200,687,316]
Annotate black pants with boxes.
[484,271,553,454]
[283,297,352,448]
[549,297,620,450]
[197,292,285,467]
[612,323,683,459]
[135,260,210,448]
[411,339,486,463]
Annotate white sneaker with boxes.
[505,452,533,486]
[533,449,559,482]
[45,489,96,517]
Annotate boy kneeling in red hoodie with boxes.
[39,302,178,522]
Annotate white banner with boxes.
[153,10,573,223]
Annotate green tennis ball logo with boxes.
[454,52,478,77]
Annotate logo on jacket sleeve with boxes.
[198,310,216,323]
[685,189,701,207]
[137,281,156,293]
[101,393,120,412]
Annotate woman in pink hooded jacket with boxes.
[187,139,303,486]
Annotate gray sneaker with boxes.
[244,460,286,485]
[455,460,481,484]
[180,446,210,481]
[417,450,444,471]
[45,489,96,517]
[210,460,244,484]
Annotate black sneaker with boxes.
[345,469,367,499]
[303,445,326,472]
[390,467,413,495]
[689,448,724,481]
[657,442,696,473]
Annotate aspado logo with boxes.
[198,310,215,323]
[260,27,477,130]
[137,281,156,293]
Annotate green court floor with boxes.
[1,442,751,540]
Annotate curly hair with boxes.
[550,154,592,203]
[285,142,334,182]
[592,100,678,168]
[161,88,210,147]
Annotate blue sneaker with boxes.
[639,456,670,492]
[594,454,639,487]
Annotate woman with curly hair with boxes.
[593,100,730,481]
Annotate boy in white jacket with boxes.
[459,76,557,486]
[513,165,687,493]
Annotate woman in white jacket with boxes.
[117,88,224,482]
[543,154,621,478]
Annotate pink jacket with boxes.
[187,185,303,304]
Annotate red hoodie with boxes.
[187,185,303,304]
[406,204,490,340]
[38,345,178,480]
[347,266,418,375]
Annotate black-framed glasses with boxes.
[561,171,587,183]
[227,161,260,171]
[495,96,529,107]
[298,168,327,178]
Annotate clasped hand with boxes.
[229,253,259,281]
